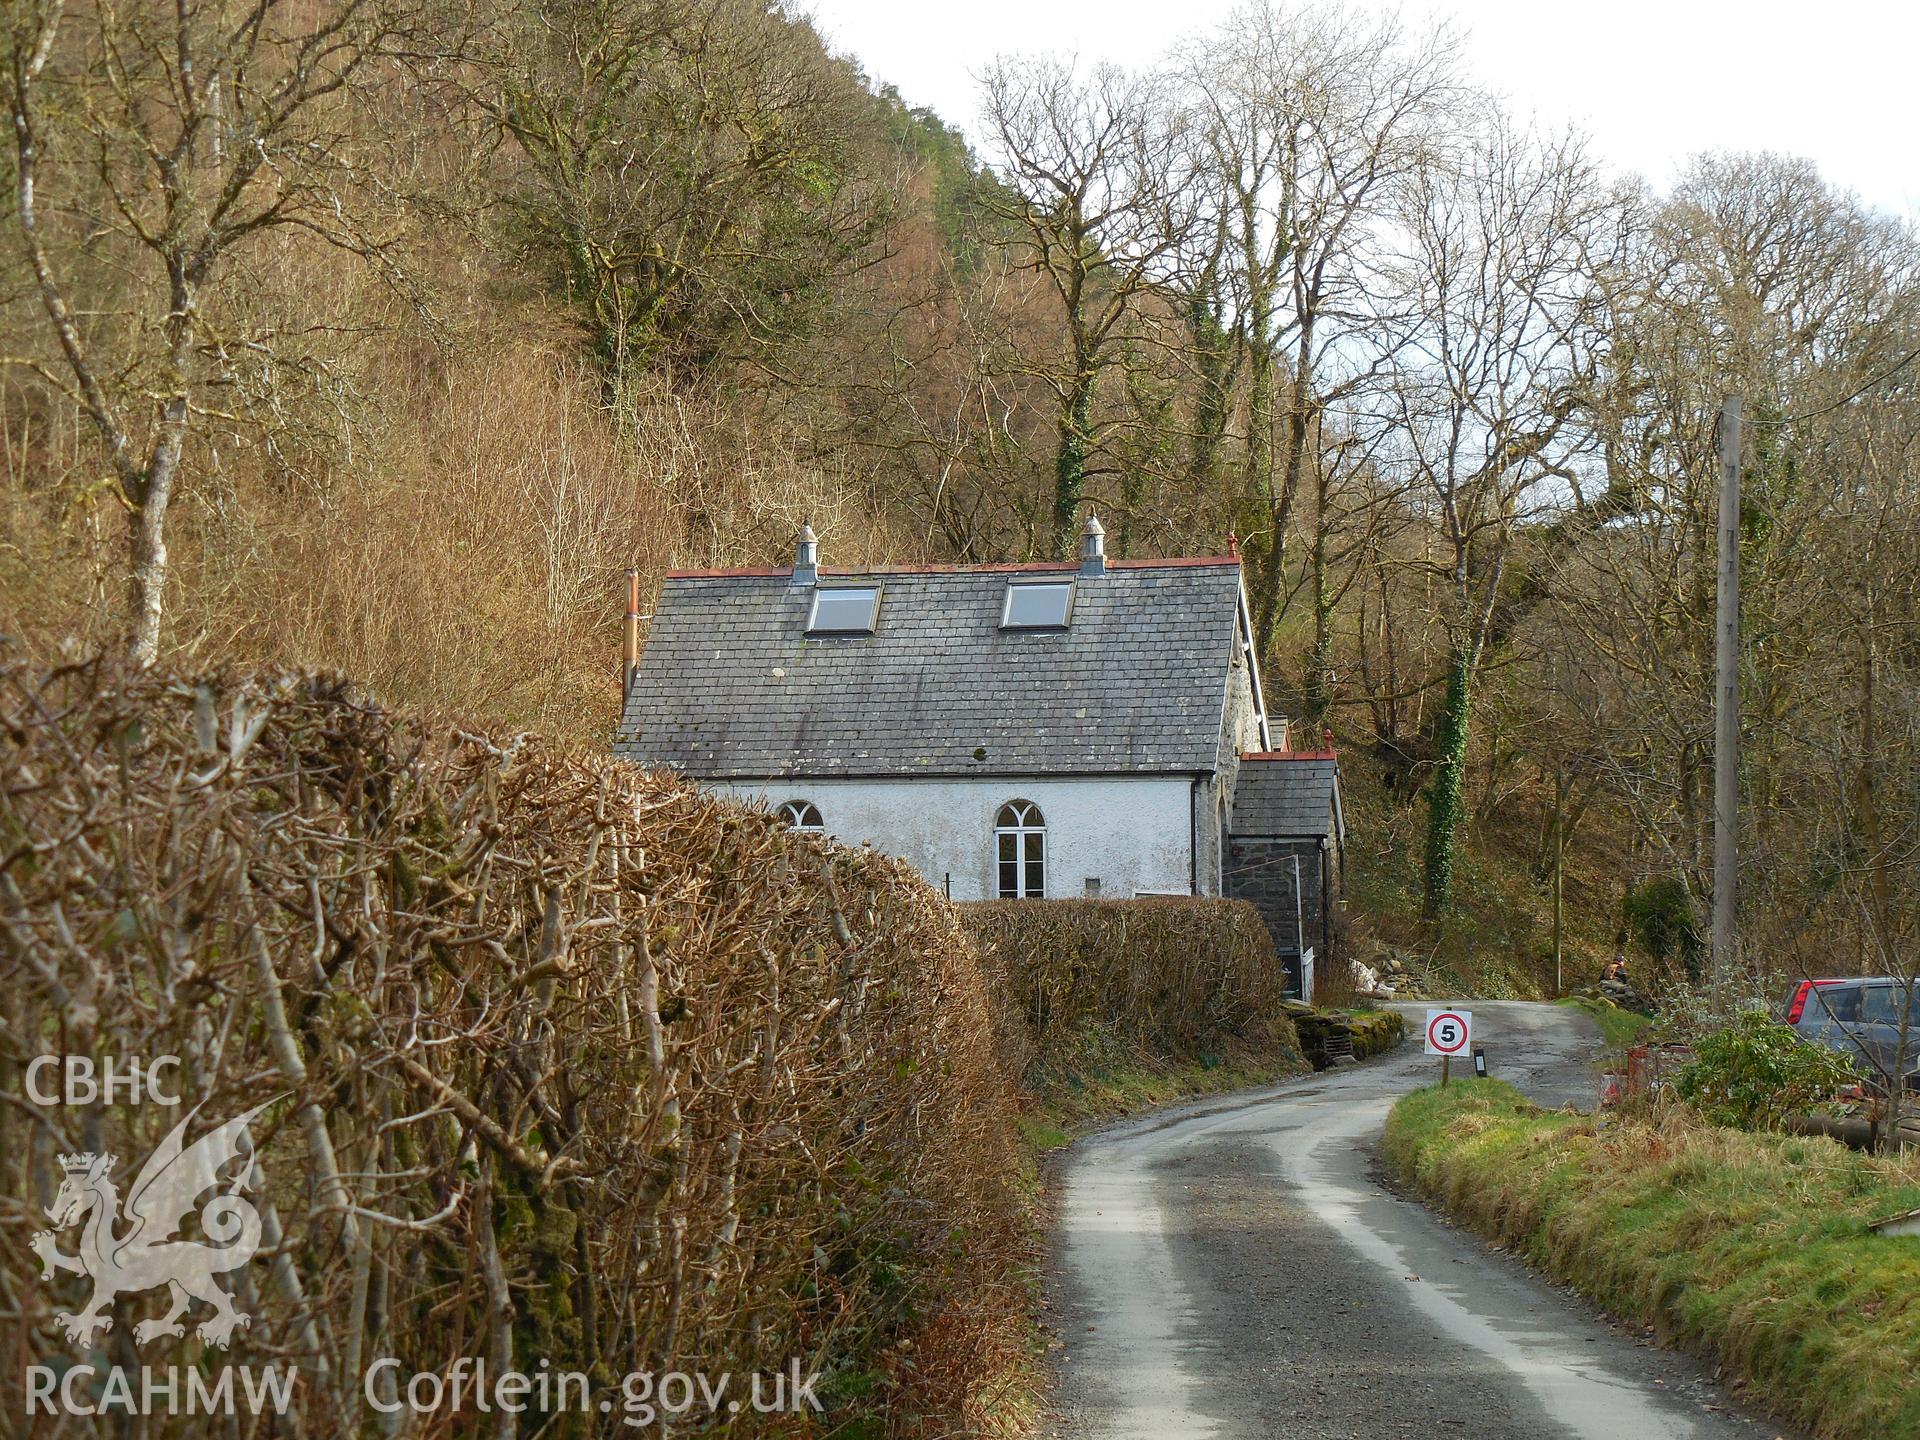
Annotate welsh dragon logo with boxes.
[31,1101,275,1350]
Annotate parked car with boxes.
[1782,977,1920,1092]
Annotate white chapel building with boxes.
[615,519,1345,988]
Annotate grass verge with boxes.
[1383,1080,1920,1440]
[1555,994,1652,1051]
[1023,1045,1306,1136]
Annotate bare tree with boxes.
[978,56,1195,555]
[1783,358,1920,1140]
[477,0,888,402]
[1381,118,1616,916]
[1183,1,1460,658]
[3,0,419,665]
[1550,155,1919,941]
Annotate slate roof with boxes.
[1231,754,1340,837]
[615,560,1247,778]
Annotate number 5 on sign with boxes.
[1425,1009,1472,1057]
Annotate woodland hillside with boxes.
[3,0,1917,996]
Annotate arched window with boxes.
[995,800,1046,899]
[779,800,824,833]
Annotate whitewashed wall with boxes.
[706,776,1196,900]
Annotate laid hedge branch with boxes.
[0,648,1022,1436]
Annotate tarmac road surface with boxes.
[1046,1000,1800,1440]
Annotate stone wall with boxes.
[1225,835,1327,998]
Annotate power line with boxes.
[1757,344,1920,426]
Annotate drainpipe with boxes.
[1189,777,1201,896]
[1291,853,1306,954]
[1318,835,1332,963]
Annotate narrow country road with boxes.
[1047,1001,1798,1440]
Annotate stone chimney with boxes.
[1079,511,1107,577]
[792,522,818,586]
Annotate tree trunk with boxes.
[1243,336,1278,633]
[126,392,188,668]
[1053,358,1096,557]
[1423,642,1474,918]
[1885,977,1911,1153]
[1856,624,1890,930]
[127,499,169,669]
[1248,441,1303,660]
[1253,333,1315,657]
[1306,458,1333,721]
[1187,275,1231,495]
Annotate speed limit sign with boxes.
[1425,1008,1473,1057]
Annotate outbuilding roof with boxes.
[1231,753,1342,838]
[615,559,1251,778]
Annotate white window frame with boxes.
[806,585,880,635]
[995,799,1047,899]
[778,799,824,833]
[1000,579,1075,630]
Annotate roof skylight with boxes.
[1002,580,1074,630]
[806,585,879,635]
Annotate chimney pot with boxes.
[1079,510,1107,577]
[793,522,818,586]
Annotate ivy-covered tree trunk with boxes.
[1054,361,1096,556]
[1251,327,1315,658]
[1307,592,1334,722]
[1423,644,1474,918]
[1240,314,1279,619]
[1306,470,1334,721]
[1187,279,1232,496]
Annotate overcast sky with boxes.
[802,0,1920,217]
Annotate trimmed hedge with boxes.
[0,651,1023,1436]
[959,897,1304,1085]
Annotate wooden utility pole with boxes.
[1552,803,1565,998]
[1712,396,1742,1005]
